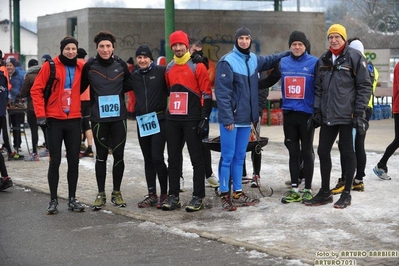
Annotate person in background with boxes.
[332,38,379,194]
[31,36,85,214]
[126,56,136,120]
[77,48,94,158]
[162,30,212,212]
[36,54,52,158]
[189,38,219,188]
[0,59,14,190]
[19,59,41,161]
[6,58,24,154]
[80,30,133,210]
[215,26,289,211]
[129,45,169,209]
[305,24,371,209]
[373,62,399,181]
[0,50,16,160]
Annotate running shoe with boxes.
[185,196,204,212]
[111,191,126,207]
[373,165,391,180]
[47,199,58,215]
[281,189,302,203]
[68,197,85,212]
[232,191,260,206]
[221,194,237,211]
[205,174,219,188]
[138,193,158,208]
[92,192,106,210]
[331,178,345,195]
[161,195,181,211]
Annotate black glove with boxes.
[312,110,322,128]
[191,53,203,64]
[352,116,369,135]
[37,118,47,126]
[198,118,209,140]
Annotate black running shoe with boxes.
[162,195,181,211]
[185,196,204,212]
[0,176,13,191]
[47,199,58,215]
[333,191,351,209]
[68,197,85,212]
[304,189,333,206]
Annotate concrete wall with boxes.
[37,8,325,63]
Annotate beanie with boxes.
[41,54,52,62]
[169,30,189,49]
[28,59,39,68]
[77,48,87,59]
[135,45,153,60]
[60,37,78,53]
[349,39,364,54]
[327,24,347,41]
[235,27,251,40]
[126,57,134,64]
[6,58,17,67]
[288,31,308,48]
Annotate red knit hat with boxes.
[169,30,189,49]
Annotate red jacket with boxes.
[31,56,84,119]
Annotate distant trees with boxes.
[325,0,399,50]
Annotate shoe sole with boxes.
[334,202,351,209]
[304,199,333,206]
[185,204,204,212]
[161,203,181,211]
[205,183,219,188]
[46,210,58,215]
[68,207,85,212]
[281,199,302,204]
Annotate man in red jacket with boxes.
[31,36,85,215]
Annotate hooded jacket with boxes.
[31,56,84,120]
[314,44,372,125]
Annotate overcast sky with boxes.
[0,0,278,23]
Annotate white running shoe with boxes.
[205,174,219,188]
[373,165,391,180]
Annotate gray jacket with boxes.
[314,44,372,126]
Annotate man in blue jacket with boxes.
[215,26,289,211]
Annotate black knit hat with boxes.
[288,31,308,48]
[235,27,251,40]
[28,59,39,68]
[77,48,87,59]
[126,57,134,64]
[135,45,153,61]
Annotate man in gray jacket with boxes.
[304,24,371,209]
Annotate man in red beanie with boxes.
[162,30,212,212]
[305,24,372,209]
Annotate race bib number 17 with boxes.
[169,92,188,115]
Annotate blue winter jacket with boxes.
[280,52,318,114]
[215,46,289,126]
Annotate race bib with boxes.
[169,92,188,115]
[62,88,71,113]
[98,95,120,118]
[284,76,305,99]
[136,112,160,137]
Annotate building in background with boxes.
[0,19,37,69]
